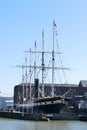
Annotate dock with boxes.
[0,111,81,121]
[0,111,50,121]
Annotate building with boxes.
[14,80,87,104]
[0,93,13,111]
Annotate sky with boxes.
[0,0,87,95]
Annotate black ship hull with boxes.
[33,102,65,114]
[33,96,66,114]
[20,96,66,114]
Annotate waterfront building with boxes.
[14,80,87,105]
[0,93,13,111]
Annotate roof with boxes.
[79,80,87,87]
[0,93,13,98]
[15,83,78,88]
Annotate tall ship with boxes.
[14,20,70,114]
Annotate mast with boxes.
[22,65,25,114]
[34,41,37,80]
[25,56,28,99]
[52,19,56,97]
[42,30,45,97]
[29,48,32,100]
[25,56,28,113]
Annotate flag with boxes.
[53,20,57,28]
[35,41,36,47]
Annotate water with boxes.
[0,118,87,130]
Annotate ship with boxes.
[14,20,70,115]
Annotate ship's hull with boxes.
[33,96,66,114]
[33,102,65,114]
[18,96,66,114]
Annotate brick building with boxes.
[14,80,87,104]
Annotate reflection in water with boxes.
[0,118,87,130]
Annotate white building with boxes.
[0,93,13,111]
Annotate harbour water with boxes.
[0,118,87,130]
